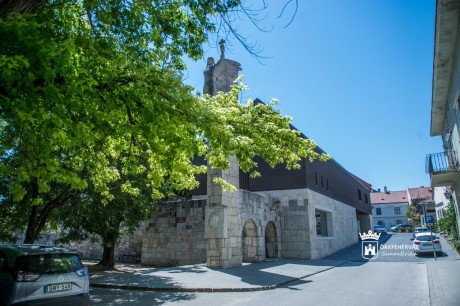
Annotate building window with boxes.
[326,179,329,190]
[394,207,401,215]
[396,220,402,224]
[321,176,324,188]
[357,189,362,201]
[454,93,460,126]
[289,199,298,211]
[315,172,318,185]
[364,194,368,204]
[376,208,382,215]
[316,209,332,237]
[377,221,384,226]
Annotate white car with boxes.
[412,227,430,240]
[413,233,442,256]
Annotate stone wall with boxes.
[141,199,207,266]
[239,190,280,261]
[256,189,311,259]
[257,188,359,260]
[140,186,280,267]
[205,156,241,267]
[8,226,145,262]
[205,153,281,268]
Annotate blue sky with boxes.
[184,0,440,192]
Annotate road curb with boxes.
[89,265,339,293]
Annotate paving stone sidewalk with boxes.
[87,259,347,292]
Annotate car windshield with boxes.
[15,253,83,274]
[416,235,437,242]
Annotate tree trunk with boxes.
[22,184,73,244]
[99,244,116,267]
[24,180,40,244]
[24,205,39,243]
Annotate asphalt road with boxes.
[90,233,460,306]
[324,232,459,262]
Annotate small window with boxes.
[364,194,368,204]
[315,172,318,185]
[316,209,332,237]
[289,199,298,211]
[326,179,329,190]
[377,221,384,226]
[376,208,382,215]
[321,176,324,188]
[394,207,401,215]
[454,92,460,126]
[357,189,362,201]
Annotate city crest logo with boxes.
[359,230,381,260]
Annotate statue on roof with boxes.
[219,39,225,59]
[206,57,215,69]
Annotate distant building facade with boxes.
[370,187,435,229]
[370,189,409,229]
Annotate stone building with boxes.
[141,46,372,268]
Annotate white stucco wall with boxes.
[308,190,358,259]
[372,203,408,229]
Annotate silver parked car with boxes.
[413,233,442,256]
[0,244,89,306]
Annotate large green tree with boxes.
[0,0,325,244]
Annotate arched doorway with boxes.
[242,220,258,262]
[265,222,277,259]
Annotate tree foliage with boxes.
[406,204,420,227]
[437,203,458,237]
[0,0,325,243]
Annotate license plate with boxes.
[44,283,72,293]
[423,243,432,246]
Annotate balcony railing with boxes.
[425,151,459,174]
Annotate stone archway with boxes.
[265,221,277,259]
[242,220,258,262]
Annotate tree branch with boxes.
[1,0,47,17]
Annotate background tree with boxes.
[406,204,420,227]
[54,177,156,267]
[0,0,324,245]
